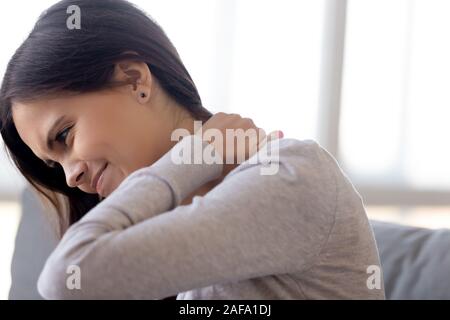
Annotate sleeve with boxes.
[37,135,337,299]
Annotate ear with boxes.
[113,60,152,103]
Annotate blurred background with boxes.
[0,0,449,299]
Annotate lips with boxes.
[91,163,108,194]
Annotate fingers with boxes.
[199,112,283,167]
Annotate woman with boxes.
[0,0,385,299]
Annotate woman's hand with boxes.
[179,112,283,205]
[196,112,283,177]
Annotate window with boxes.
[340,0,450,195]
[338,0,450,228]
[0,0,53,199]
[226,0,324,139]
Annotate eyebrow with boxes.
[46,115,67,153]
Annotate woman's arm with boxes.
[37,134,337,299]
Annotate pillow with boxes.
[371,220,450,299]
[9,187,58,299]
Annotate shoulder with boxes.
[228,138,339,188]
[218,138,340,269]
[223,137,339,220]
[274,138,336,165]
[277,138,334,164]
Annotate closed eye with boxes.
[55,125,73,145]
[44,125,74,168]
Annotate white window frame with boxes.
[317,0,450,206]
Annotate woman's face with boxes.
[11,61,193,198]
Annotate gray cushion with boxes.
[371,220,450,299]
[8,187,58,299]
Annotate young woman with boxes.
[0,0,385,299]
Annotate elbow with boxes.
[37,254,83,299]
[37,251,100,299]
[37,270,65,300]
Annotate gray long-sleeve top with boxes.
[37,134,385,299]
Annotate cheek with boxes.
[120,133,171,178]
[113,118,165,170]
[73,131,110,161]
[75,107,167,176]
[71,115,115,160]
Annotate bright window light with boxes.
[340,0,450,190]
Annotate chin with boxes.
[79,187,98,195]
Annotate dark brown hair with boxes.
[0,0,212,238]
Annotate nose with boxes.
[65,161,88,188]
